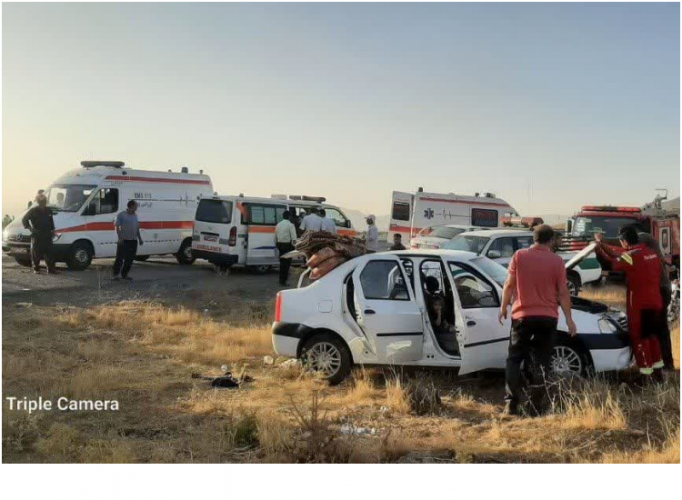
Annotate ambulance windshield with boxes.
[46,184,96,212]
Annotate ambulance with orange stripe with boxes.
[3,161,214,270]
[387,188,519,242]
[192,194,356,272]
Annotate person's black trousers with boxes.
[30,234,55,271]
[505,316,558,412]
[660,288,674,370]
[277,242,294,285]
[113,240,138,278]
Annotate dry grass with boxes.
[3,289,680,463]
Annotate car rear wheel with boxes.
[301,333,352,385]
[551,340,592,377]
[566,272,581,297]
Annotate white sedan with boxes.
[409,224,490,250]
[272,250,631,384]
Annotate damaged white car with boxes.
[272,250,631,385]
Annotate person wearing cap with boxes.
[22,192,57,274]
[300,208,323,233]
[319,209,338,234]
[595,226,665,381]
[365,215,379,253]
[499,224,577,416]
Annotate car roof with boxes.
[458,229,532,238]
[359,249,479,261]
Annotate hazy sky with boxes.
[2,2,680,218]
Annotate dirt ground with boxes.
[2,256,680,463]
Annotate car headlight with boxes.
[598,318,618,334]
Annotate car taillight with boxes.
[275,292,282,322]
[228,226,237,246]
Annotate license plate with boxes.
[203,235,218,242]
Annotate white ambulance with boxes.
[387,189,519,242]
[2,161,214,270]
[192,194,357,272]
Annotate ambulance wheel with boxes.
[14,256,32,267]
[175,239,195,265]
[301,332,352,386]
[249,265,270,274]
[567,272,581,297]
[134,255,150,262]
[66,241,93,270]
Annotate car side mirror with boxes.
[487,249,501,259]
[346,220,352,229]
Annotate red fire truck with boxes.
[564,192,680,271]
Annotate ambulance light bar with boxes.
[271,194,288,200]
[288,195,327,203]
[81,161,125,169]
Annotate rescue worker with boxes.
[390,233,406,251]
[365,215,379,253]
[22,193,57,274]
[638,232,674,371]
[595,226,665,381]
[275,210,297,286]
[113,200,144,281]
[499,224,577,416]
[319,209,338,234]
[300,208,323,233]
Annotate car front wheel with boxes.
[566,272,581,297]
[551,340,592,376]
[301,333,352,385]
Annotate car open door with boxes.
[446,261,511,375]
[352,256,424,363]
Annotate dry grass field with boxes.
[2,286,679,463]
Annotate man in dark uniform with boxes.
[22,193,57,274]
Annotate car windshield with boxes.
[443,235,490,254]
[572,216,642,239]
[428,226,466,239]
[45,184,96,212]
[470,256,508,287]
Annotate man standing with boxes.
[275,210,297,286]
[22,193,57,274]
[595,227,665,380]
[300,208,323,233]
[389,233,406,251]
[319,209,338,234]
[113,200,143,281]
[499,224,577,416]
[365,215,379,253]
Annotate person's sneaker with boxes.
[652,368,665,384]
[33,268,41,274]
[502,402,521,417]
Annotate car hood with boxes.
[411,236,448,247]
[570,295,609,314]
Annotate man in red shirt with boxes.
[499,224,577,416]
[595,226,664,381]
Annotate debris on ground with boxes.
[339,423,378,437]
[406,378,442,415]
[191,370,255,389]
[396,451,456,464]
[14,302,33,308]
[263,355,275,365]
[279,358,301,369]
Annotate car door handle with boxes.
[364,309,376,315]
[466,320,477,326]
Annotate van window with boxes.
[471,208,498,227]
[247,204,286,226]
[323,207,350,228]
[196,199,233,224]
[360,261,409,301]
[84,188,118,216]
[392,202,410,222]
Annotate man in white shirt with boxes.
[275,211,298,286]
[366,214,379,253]
[300,208,323,232]
[319,209,338,234]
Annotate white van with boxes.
[2,161,213,270]
[388,189,519,242]
[192,195,357,271]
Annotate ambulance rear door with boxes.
[244,202,286,266]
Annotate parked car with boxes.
[272,250,630,385]
[409,224,490,250]
[443,230,602,295]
